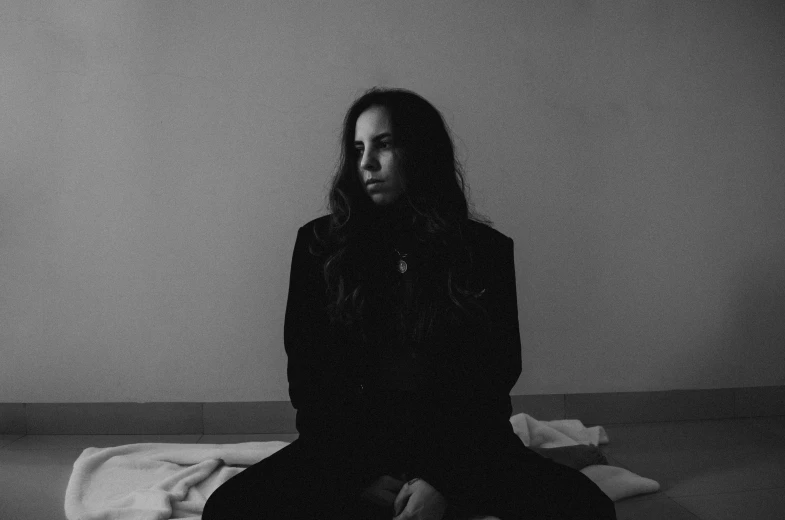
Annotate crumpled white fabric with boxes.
[64,413,658,520]
[65,441,288,520]
[509,413,609,448]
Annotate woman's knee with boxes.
[569,470,617,520]
[202,481,235,520]
[506,459,617,519]
[201,443,305,519]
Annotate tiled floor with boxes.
[2,417,784,519]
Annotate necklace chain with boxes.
[393,247,408,259]
[393,246,409,274]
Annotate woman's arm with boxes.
[283,225,336,431]
[437,234,522,403]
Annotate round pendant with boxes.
[397,259,408,273]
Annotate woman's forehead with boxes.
[355,106,392,136]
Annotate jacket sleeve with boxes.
[416,234,523,502]
[283,225,335,428]
[434,234,522,403]
[464,234,522,399]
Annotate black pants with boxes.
[202,436,616,520]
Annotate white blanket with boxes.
[64,413,659,520]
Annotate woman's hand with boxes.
[393,478,447,520]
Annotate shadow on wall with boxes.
[694,249,785,387]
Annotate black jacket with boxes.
[283,213,529,500]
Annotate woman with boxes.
[203,88,616,519]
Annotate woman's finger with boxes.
[393,484,411,517]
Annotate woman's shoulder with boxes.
[299,214,332,234]
[294,215,333,259]
[464,219,513,248]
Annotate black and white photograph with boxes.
[1,1,783,519]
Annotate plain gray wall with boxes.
[1,0,783,402]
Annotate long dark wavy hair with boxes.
[310,87,494,349]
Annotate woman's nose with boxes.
[360,150,379,171]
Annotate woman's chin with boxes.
[370,194,400,206]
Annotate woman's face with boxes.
[354,105,405,206]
